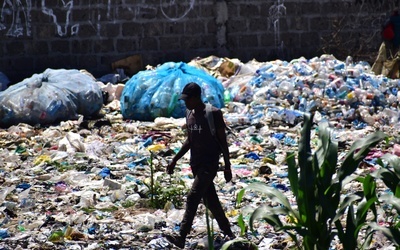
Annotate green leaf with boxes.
[381,153,400,172]
[238,214,246,237]
[315,121,338,186]
[372,168,400,195]
[356,197,377,225]
[369,222,400,246]
[220,238,258,250]
[379,193,400,213]
[286,151,299,196]
[236,189,245,205]
[242,182,293,211]
[249,205,285,231]
[342,205,357,250]
[338,131,386,182]
[313,121,340,225]
[333,194,362,222]
[360,175,378,220]
[297,113,317,228]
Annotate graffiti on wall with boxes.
[41,0,79,37]
[0,0,32,37]
[160,0,195,22]
[103,0,195,22]
[268,0,286,57]
[354,0,399,6]
[0,0,197,37]
[0,0,79,37]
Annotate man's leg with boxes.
[204,183,234,237]
[180,170,215,235]
[165,169,216,248]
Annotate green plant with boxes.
[149,152,155,206]
[373,153,400,198]
[369,153,400,245]
[143,153,187,209]
[221,207,259,250]
[121,200,135,208]
[220,238,258,250]
[205,200,215,250]
[236,113,387,249]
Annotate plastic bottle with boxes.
[382,108,399,124]
[345,56,353,66]
[346,91,357,104]
[299,97,307,112]
[20,197,35,211]
[359,107,374,125]
[223,89,232,104]
[46,100,63,119]
[260,71,276,80]
[224,114,250,125]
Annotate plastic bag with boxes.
[0,68,103,127]
[0,71,10,91]
[120,62,225,121]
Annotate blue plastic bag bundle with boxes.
[0,71,10,91]
[0,68,103,127]
[120,62,225,121]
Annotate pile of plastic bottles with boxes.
[218,54,400,129]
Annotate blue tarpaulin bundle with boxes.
[120,61,225,121]
[0,68,103,127]
[0,71,10,91]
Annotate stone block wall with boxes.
[0,0,395,83]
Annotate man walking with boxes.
[163,82,235,249]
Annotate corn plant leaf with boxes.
[379,193,400,213]
[313,120,340,222]
[220,238,259,250]
[371,167,400,197]
[373,154,400,197]
[338,131,386,182]
[369,222,400,246]
[315,120,338,186]
[238,214,246,237]
[359,227,375,249]
[297,112,317,227]
[325,175,358,209]
[249,204,308,246]
[242,182,294,212]
[381,153,400,175]
[356,197,377,225]
[334,220,345,244]
[342,205,357,250]
[236,189,245,205]
[286,151,299,196]
[359,175,378,220]
[333,194,362,222]
[249,205,285,230]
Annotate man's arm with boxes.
[216,125,230,169]
[215,111,232,182]
[167,138,190,174]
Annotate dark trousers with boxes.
[179,167,233,237]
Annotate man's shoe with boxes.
[224,233,236,240]
[163,233,185,249]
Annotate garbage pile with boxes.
[120,61,225,121]
[0,69,103,127]
[0,55,399,249]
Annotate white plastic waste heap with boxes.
[0,68,103,127]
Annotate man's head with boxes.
[179,82,202,101]
[179,82,202,110]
